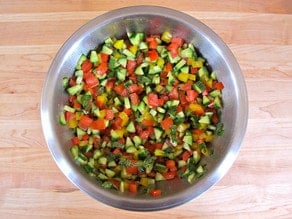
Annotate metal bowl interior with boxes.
[41,6,248,211]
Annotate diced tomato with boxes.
[129,93,140,105]
[128,181,138,193]
[91,119,107,130]
[211,113,219,124]
[81,60,92,73]
[180,81,193,91]
[105,109,115,120]
[82,133,89,141]
[100,53,109,63]
[161,116,173,131]
[136,53,144,65]
[128,84,143,93]
[112,117,123,130]
[140,130,150,140]
[105,78,116,91]
[112,148,121,155]
[191,67,198,74]
[141,119,155,127]
[126,166,138,175]
[215,81,224,90]
[166,160,176,169]
[147,93,159,108]
[164,62,173,72]
[186,90,198,102]
[168,45,179,57]
[84,72,99,88]
[108,178,120,190]
[96,62,108,75]
[147,126,154,135]
[114,84,128,97]
[68,76,76,87]
[182,150,191,161]
[71,136,79,145]
[146,37,158,49]
[123,108,133,116]
[78,115,93,129]
[177,105,183,113]
[126,60,137,75]
[149,189,162,197]
[148,50,159,61]
[163,171,176,180]
[153,143,163,149]
[65,111,75,121]
[168,87,179,99]
[171,37,184,47]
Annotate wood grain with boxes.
[0,0,291,218]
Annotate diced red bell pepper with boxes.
[161,116,173,131]
[91,119,107,130]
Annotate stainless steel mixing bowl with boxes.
[41,6,248,211]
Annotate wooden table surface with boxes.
[0,0,291,218]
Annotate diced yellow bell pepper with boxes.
[161,31,172,43]
[96,94,108,105]
[113,39,125,50]
[129,45,138,55]
[154,149,165,157]
[119,112,129,127]
[98,109,106,119]
[115,128,126,138]
[188,103,204,114]
[205,133,214,142]
[205,79,213,88]
[157,57,165,68]
[75,112,82,120]
[155,84,164,93]
[188,74,196,81]
[177,72,189,82]
[68,118,78,128]
[192,60,203,68]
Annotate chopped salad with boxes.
[60,31,224,197]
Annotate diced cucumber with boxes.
[62,77,69,89]
[199,115,210,124]
[203,95,210,105]
[126,121,136,133]
[133,136,142,147]
[209,89,221,98]
[67,84,83,95]
[124,97,131,109]
[214,96,222,109]
[183,132,193,145]
[117,68,127,81]
[90,50,98,63]
[59,111,66,125]
[125,137,134,147]
[148,66,162,74]
[194,81,205,93]
[128,32,144,45]
[101,45,113,55]
[174,59,186,71]
[118,57,127,68]
[154,127,163,140]
[105,169,116,178]
[63,105,75,113]
[76,54,87,70]
[76,127,86,139]
[70,145,79,159]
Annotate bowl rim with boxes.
[41,5,248,211]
